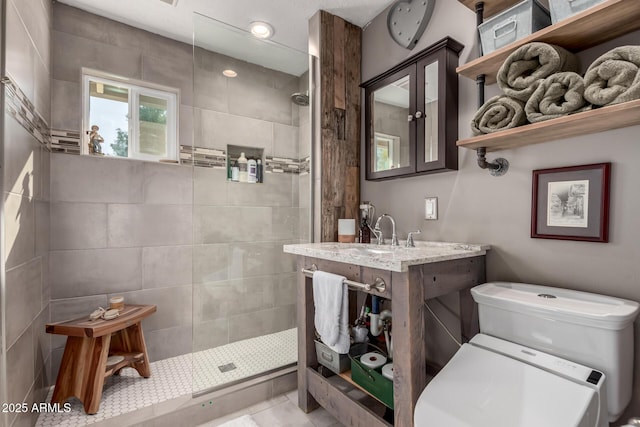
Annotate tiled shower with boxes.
[1,1,312,425]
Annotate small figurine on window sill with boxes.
[88,125,104,155]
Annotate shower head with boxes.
[290,92,309,106]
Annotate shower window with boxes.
[82,69,179,161]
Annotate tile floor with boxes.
[36,328,298,427]
[198,389,341,427]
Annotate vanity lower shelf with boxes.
[457,99,640,151]
[306,367,392,427]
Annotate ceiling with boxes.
[57,0,396,54]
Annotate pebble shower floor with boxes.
[36,328,297,427]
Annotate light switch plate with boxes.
[425,197,438,220]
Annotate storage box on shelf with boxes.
[549,0,606,24]
[479,0,551,54]
[456,0,640,151]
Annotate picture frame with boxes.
[531,163,611,242]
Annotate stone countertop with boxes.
[283,241,490,272]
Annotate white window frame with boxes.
[82,68,179,161]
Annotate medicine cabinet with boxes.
[363,37,463,180]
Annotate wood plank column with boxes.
[310,10,362,243]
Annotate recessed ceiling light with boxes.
[222,69,237,78]
[249,21,274,39]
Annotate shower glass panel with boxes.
[192,13,312,395]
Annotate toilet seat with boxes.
[414,334,606,427]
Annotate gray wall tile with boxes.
[4,193,36,269]
[193,49,229,113]
[52,30,142,83]
[227,242,297,279]
[194,206,271,244]
[194,276,275,324]
[144,325,192,362]
[12,0,51,68]
[50,202,108,250]
[228,306,295,343]
[6,258,42,348]
[193,318,229,352]
[5,114,40,198]
[273,124,298,159]
[40,148,50,202]
[193,244,229,284]
[114,285,192,332]
[35,201,50,256]
[51,153,144,203]
[34,51,51,124]
[50,248,142,298]
[53,3,192,65]
[273,273,297,307]
[227,76,293,126]
[33,306,50,379]
[198,110,273,152]
[49,294,109,349]
[272,207,300,241]
[193,167,228,206]
[179,104,194,147]
[51,79,81,131]
[6,1,35,102]
[227,172,293,207]
[142,53,193,107]
[107,204,192,247]
[142,162,192,205]
[7,327,34,404]
[41,253,50,308]
[143,245,192,289]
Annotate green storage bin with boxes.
[349,344,394,409]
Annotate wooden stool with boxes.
[46,304,157,414]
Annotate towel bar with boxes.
[302,264,386,293]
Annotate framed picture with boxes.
[531,163,611,242]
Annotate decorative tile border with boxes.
[52,138,310,175]
[2,76,51,148]
[179,145,226,168]
[51,130,82,154]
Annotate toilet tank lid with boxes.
[472,282,640,330]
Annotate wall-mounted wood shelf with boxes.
[457,99,640,151]
[457,0,640,84]
[458,0,520,19]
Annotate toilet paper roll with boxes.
[360,352,387,370]
[382,363,394,380]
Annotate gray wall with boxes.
[3,0,52,426]
[191,41,305,354]
[49,4,308,385]
[361,1,640,424]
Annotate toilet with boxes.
[414,282,640,427]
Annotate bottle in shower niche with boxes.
[231,160,239,182]
[256,159,263,183]
[248,158,257,183]
[237,152,248,182]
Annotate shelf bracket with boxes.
[475,2,484,56]
[476,147,509,176]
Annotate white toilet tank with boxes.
[472,282,639,422]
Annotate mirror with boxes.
[371,74,411,172]
[423,61,439,163]
[363,37,462,180]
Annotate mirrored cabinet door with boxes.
[363,37,462,181]
[366,67,416,179]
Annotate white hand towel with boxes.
[313,270,350,354]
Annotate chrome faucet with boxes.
[374,214,398,246]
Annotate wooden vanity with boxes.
[283,242,489,427]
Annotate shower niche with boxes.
[227,145,264,183]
